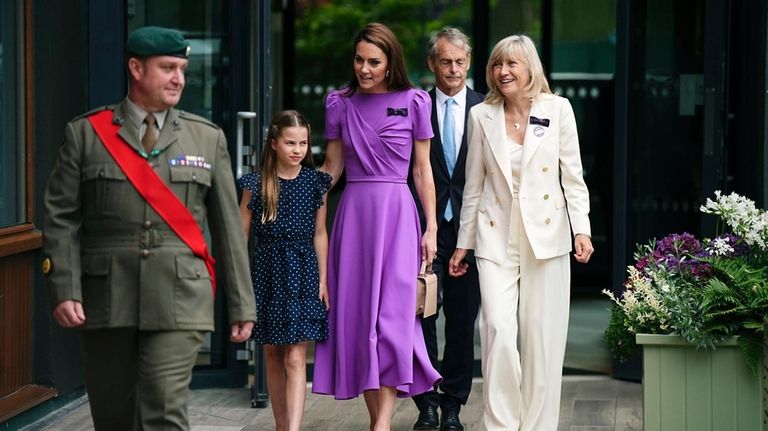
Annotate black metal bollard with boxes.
[250,340,269,408]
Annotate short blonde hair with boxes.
[485,34,551,105]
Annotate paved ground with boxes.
[22,376,642,431]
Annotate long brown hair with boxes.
[259,110,314,224]
[344,22,412,96]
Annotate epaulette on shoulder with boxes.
[177,110,220,130]
[71,105,115,122]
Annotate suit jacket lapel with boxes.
[453,91,473,179]
[429,88,450,178]
[455,90,481,179]
[522,96,546,168]
[480,103,516,193]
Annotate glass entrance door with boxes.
[126,0,259,387]
[613,0,729,380]
[628,0,705,244]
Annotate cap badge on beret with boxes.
[126,26,190,58]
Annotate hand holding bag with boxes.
[416,260,438,317]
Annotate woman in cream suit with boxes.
[448,34,594,431]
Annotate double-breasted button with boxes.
[542,166,549,173]
[140,249,150,258]
[544,194,550,200]
[490,221,495,227]
[143,220,152,229]
[544,217,551,225]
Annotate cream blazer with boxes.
[456,94,591,263]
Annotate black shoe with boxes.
[439,405,464,431]
[413,405,440,430]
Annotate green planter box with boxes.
[636,334,762,431]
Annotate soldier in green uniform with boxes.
[42,26,257,430]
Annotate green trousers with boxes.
[80,328,205,431]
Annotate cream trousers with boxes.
[477,196,570,431]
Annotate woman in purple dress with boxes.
[312,23,441,430]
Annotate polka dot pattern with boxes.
[237,167,332,345]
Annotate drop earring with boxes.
[386,70,390,77]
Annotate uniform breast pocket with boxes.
[81,253,112,324]
[174,254,213,325]
[169,167,212,208]
[81,164,128,218]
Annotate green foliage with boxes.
[602,303,640,361]
[737,331,764,376]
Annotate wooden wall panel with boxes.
[0,251,33,397]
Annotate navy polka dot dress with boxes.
[237,167,332,345]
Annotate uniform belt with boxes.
[82,229,187,249]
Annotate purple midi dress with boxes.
[312,88,442,399]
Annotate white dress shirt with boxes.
[435,86,467,165]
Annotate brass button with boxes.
[490,221,495,227]
[143,220,152,229]
[542,166,549,173]
[544,194,550,200]
[545,217,551,225]
[141,249,150,258]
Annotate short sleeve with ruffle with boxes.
[236,172,261,212]
[313,169,333,210]
[410,89,434,141]
[324,90,345,140]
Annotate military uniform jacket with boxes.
[43,99,257,331]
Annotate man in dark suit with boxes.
[410,27,484,431]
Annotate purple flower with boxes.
[644,232,709,280]
[635,256,649,272]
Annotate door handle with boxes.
[236,111,258,178]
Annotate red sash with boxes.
[88,109,216,296]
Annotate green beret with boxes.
[126,26,190,58]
